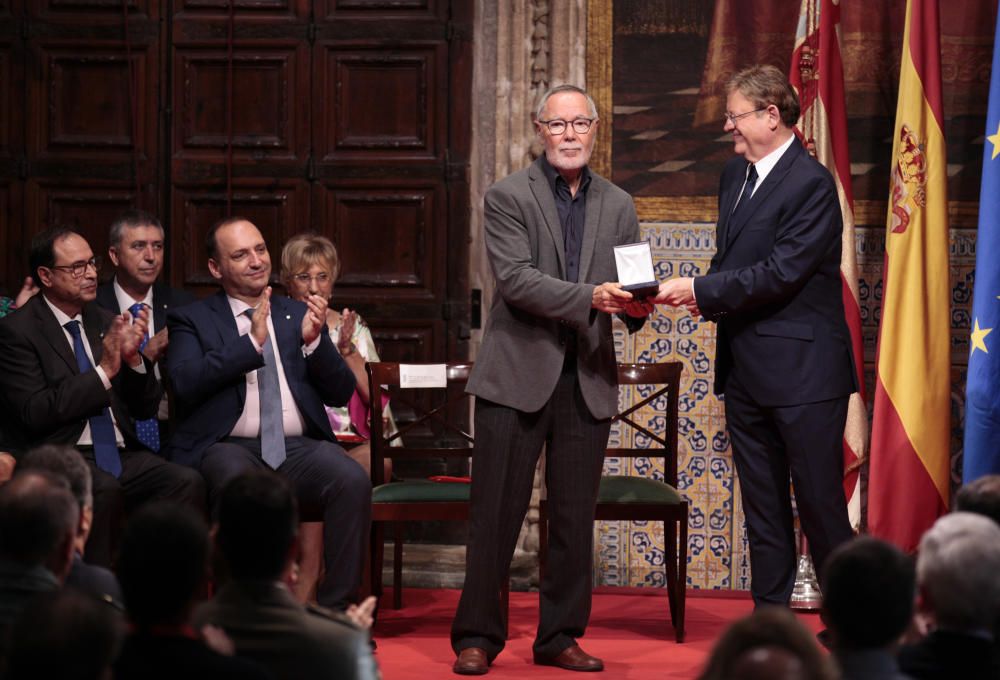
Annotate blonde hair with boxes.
[280,233,341,286]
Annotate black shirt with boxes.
[540,155,592,283]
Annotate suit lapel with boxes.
[152,282,168,331]
[207,290,240,343]
[724,139,803,252]
[528,160,567,278]
[269,296,299,366]
[716,173,743,260]
[81,304,108,366]
[32,297,79,373]
[577,177,603,283]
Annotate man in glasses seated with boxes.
[0,227,205,566]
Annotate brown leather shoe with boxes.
[533,644,604,672]
[453,647,489,675]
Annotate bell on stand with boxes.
[789,533,822,610]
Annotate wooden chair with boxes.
[539,361,688,642]
[367,361,509,620]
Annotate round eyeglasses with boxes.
[537,118,596,135]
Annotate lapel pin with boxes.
[286,314,291,320]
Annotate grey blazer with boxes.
[467,157,643,420]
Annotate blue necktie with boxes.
[128,302,160,452]
[64,320,122,478]
[244,309,287,469]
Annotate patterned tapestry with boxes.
[595,223,977,590]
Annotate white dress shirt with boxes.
[227,296,314,439]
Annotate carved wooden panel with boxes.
[317,0,444,21]
[369,321,440,364]
[25,181,138,256]
[172,45,307,166]
[30,1,157,21]
[316,43,445,162]
[317,183,442,301]
[171,0,306,20]
[171,180,309,288]
[29,45,155,162]
[0,44,13,162]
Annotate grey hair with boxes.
[535,84,599,121]
[108,209,163,248]
[916,512,1000,631]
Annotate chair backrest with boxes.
[611,362,683,488]
[366,362,475,486]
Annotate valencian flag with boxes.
[868,0,951,551]
[963,11,1000,482]
[789,0,867,530]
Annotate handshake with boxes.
[591,277,699,318]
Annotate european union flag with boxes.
[963,12,1000,482]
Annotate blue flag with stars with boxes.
[964,11,1000,483]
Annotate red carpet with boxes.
[375,588,823,679]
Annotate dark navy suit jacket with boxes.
[694,137,857,407]
[95,279,196,333]
[162,291,355,468]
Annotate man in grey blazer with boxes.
[451,85,652,675]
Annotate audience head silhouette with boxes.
[0,469,79,581]
[955,474,1000,527]
[3,588,120,680]
[822,535,915,650]
[117,501,210,630]
[17,444,94,550]
[696,606,837,680]
[916,511,1000,632]
[217,470,298,582]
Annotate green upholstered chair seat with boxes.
[372,479,471,503]
[598,475,682,505]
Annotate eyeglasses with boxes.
[537,118,596,135]
[724,107,768,125]
[49,256,100,278]
[292,272,331,285]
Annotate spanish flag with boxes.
[868,0,951,551]
[789,0,867,531]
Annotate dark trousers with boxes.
[198,436,372,609]
[724,374,853,606]
[451,368,611,661]
[85,448,207,567]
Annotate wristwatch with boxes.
[339,341,357,358]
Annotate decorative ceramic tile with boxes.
[594,223,977,590]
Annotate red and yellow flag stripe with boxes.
[868,0,951,551]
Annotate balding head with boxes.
[0,470,79,581]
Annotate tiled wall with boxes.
[597,222,976,589]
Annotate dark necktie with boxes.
[64,320,122,478]
[731,163,758,219]
[128,302,160,452]
[726,163,758,248]
[244,309,287,469]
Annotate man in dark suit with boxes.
[655,64,856,606]
[0,227,205,566]
[96,210,195,451]
[193,471,377,680]
[451,85,652,675]
[164,216,368,610]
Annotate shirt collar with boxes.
[751,132,795,187]
[540,154,591,198]
[41,293,79,327]
[113,277,153,313]
[227,295,257,319]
